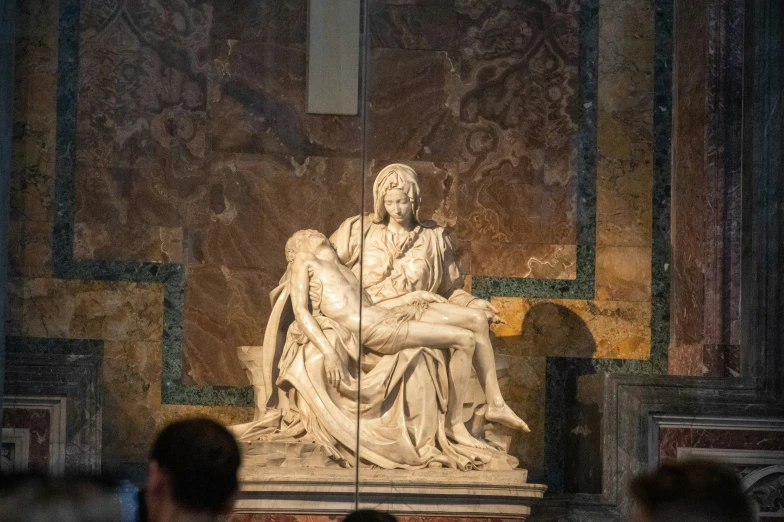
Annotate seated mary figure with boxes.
[233,164,526,471]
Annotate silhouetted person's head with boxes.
[344,509,398,522]
[146,418,241,521]
[630,459,756,522]
[0,474,121,522]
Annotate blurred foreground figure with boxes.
[344,509,398,522]
[0,474,121,522]
[144,418,241,522]
[630,459,756,522]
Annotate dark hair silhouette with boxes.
[344,509,398,522]
[150,418,241,515]
[630,459,756,522]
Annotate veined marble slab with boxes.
[236,467,545,518]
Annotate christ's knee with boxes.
[454,330,476,355]
[466,310,488,333]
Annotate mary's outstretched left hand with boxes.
[467,298,505,325]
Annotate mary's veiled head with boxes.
[372,164,422,224]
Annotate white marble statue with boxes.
[232,164,530,471]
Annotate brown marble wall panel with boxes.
[370,1,468,51]
[490,297,650,360]
[725,343,741,377]
[112,3,211,114]
[669,343,742,378]
[703,0,744,349]
[74,222,185,263]
[595,0,653,247]
[132,165,215,229]
[19,221,53,277]
[74,163,131,226]
[183,265,271,386]
[75,0,215,228]
[7,221,24,277]
[78,0,212,171]
[102,339,252,464]
[11,113,56,224]
[75,159,214,231]
[11,0,58,279]
[102,340,162,461]
[211,0,307,44]
[667,344,703,376]
[367,48,461,163]
[112,108,209,177]
[17,279,163,341]
[700,344,722,377]
[13,0,58,132]
[210,40,360,159]
[457,1,579,246]
[670,0,708,354]
[502,355,546,471]
[75,25,118,170]
[595,246,651,301]
[456,155,578,245]
[5,279,24,337]
[470,242,577,279]
[667,0,744,378]
[187,155,363,270]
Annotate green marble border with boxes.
[50,0,668,408]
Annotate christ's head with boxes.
[285,230,332,263]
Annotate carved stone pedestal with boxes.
[236,462,546,518]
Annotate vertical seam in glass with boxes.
[355,0,372,510]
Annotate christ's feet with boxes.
[486,403,531,432]
[446,422,490,449]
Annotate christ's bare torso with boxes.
[295,253,388,333]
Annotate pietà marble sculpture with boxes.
[232,164,530,471]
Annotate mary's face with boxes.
[383,188,415,228]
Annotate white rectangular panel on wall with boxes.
[307,0,361,115]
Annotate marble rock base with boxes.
[236,466,545,518]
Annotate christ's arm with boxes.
[290,252,347,387]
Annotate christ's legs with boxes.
[417,304,530,432]
[385,321,488,448]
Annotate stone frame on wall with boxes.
[2,395,67,474]
[1,428,30,472]
[3,337,102,473]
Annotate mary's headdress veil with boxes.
[372,164,421,224]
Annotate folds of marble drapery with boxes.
[233,308,518,471]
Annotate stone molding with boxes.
[3,395,67,474]
[3,337,102,473]
[237,469,545,519]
